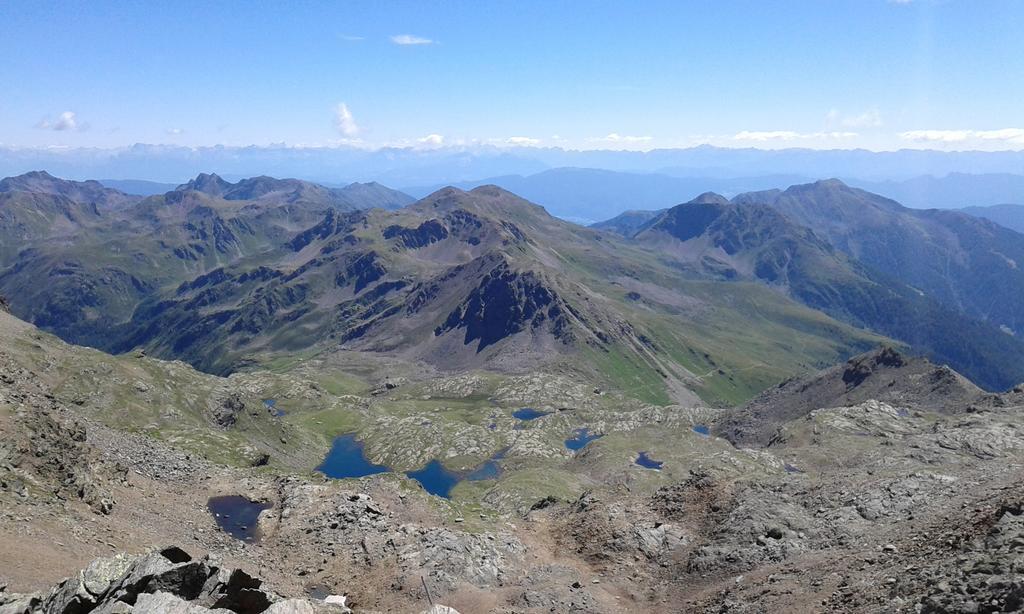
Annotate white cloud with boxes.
[340,34,365,42]
[733,130,858,142]
[417,134,445,146]
[334,103,360,137]
[899,128,1024,145]
[390,34,434,46]
[35,111,85,131]
[505,136,541,146]
[166,128,184,135]
[734,130,801,141]
[827,107,883,128]
[589,133,653,144]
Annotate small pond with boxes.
[564,428,603,451]
[263,399,285,417]
[464,448,507,481]
[635,451,664,470]
[405,448,508,498]
[512,407,551,421]
[405,461,461,498]
[317,434,506,498]
[207,495,271,542]
[692,424,710,436]
[316,434,389,479]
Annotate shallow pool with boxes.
[564,428,603,451]
[207,495,271,542]
[635,451,664,470]
[512,407,550,421]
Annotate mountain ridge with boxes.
[596,181,1024,390]
[0,172,896,406]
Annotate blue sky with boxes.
[1,0,1022,151]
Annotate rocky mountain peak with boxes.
[177,172,233,196]
[688,191,730,205]
[841,345,908,387]
[413,185,552,223]
[773,177,902,216]
[639,198,731,242]
[0,170,130,205]
[813,177,850,189]
[468,184,517,198]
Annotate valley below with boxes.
[1,172,1023,613]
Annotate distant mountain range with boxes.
[0,170,888,406]
[848,173,1024,209]
[404,168,813,223]
[97,169,1024,238]
[98,178,179,195]
[3,170,1024,404]
[406,168,1024,223]
[4,143,1024,188]
[958,203,1024,234]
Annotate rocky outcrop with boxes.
[208,393,247,428]
[0,355,118,514]
[715,347,984,446]
[435,261,575,350]
[269,480,526,598]
[383,220,449,249]
[337,252,386,293]
[0,546,339,614]
[289,210,366,252]
[916,502,1024,613]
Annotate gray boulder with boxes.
[4,546,324,614]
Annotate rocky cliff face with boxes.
[435,261,574,350]
[0,353,119,515]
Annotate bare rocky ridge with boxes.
[716,346,985,445]
[0,172,930,406]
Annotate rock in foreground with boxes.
[0,546,342,614]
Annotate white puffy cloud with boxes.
[505,136,541,146]
[417,134,445,146]
[334,103,360,137]
[35,111,84,131]
[166,128,184,135]
[390,34,434,45]
[899,128,1024,145]
[733,130,858,142]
